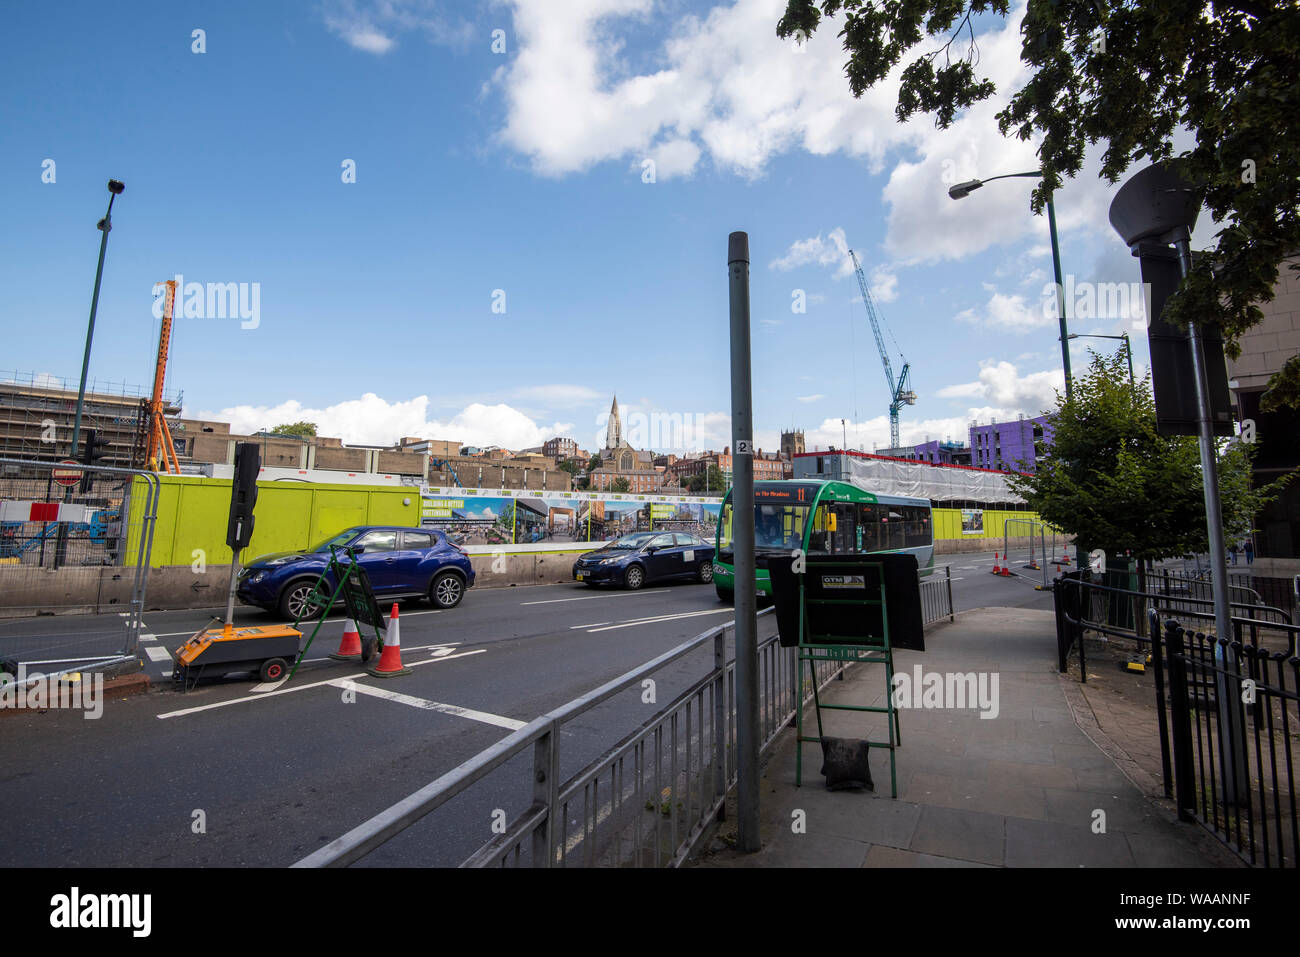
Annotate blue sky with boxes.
[2,0,1211,456]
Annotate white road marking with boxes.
[146,609,444,639]
[156,649,485,719]
[251,678,288,693]
[587,607,735,633]
[331,680,526,730]
[139,633,157,642]
[144,646,172,662]
[522,590,670,605]
[570,622,612,629]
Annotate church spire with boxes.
[606,395,621,449]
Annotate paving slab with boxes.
[691,607,1241,869]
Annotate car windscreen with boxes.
[607,533,656,549]
[309,528,362,552]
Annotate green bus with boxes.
[712,479,934,602]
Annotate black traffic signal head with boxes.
[82,429,111,465]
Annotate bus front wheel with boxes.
[715,584,733,604]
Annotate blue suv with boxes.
[237,526,475,620]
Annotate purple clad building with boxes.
[968,415,1053,473]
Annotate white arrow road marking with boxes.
[330,680,526,730]
[156,649,485,719]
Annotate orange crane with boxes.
[145,280,181,474]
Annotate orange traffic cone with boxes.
[991,553,1002,575]
[330,617,363,661]
[367,604,411,677]
[1000,560,1012,577]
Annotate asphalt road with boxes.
[0,550,1052,867]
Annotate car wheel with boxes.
[429,571,465,609]
[259,658,287,682]
[279,579,323,621]
[697,561,714,584]
[624,564,645,590]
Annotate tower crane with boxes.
[849,249,916,449]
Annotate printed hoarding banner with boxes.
[962,509,984,535]
[419,487,721,549]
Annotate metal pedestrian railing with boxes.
[1159,612,1299,867]
[297,567,956,868]
[0,457,160,672]
[1053,573,1297,867]
[919,565,956,626]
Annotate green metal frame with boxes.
[288,545,386,678]
[794,557,900,798]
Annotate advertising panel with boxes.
[419,487,723,549]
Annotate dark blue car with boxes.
[572,531,715,590]
[237,525,475,620]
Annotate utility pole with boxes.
[728,231,760,852]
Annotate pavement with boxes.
[692,605,1243,868]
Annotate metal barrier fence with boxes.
[919,565,956,625]
[1159,612,1298,867]
[1150,567,1267,614]
[0,457,160,670]
[1003,518,1048,589]
[1054,574,1293,683]
[297,571,955,868]
[1053,574,1297,867]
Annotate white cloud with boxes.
[769,227,851,276]
[870,265,898,302]
[954,287,1055,332]
[341,28,395,53]
[193,394,570,450]
[796,393,824,403]
[323,0,474,55]
[936,360,1064,417]
[494,0,917,180]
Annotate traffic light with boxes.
[80,429,111,492]
[226,443,260,552]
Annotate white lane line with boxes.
[251,678,288,693]
[570,622,611,629]
[587,608,735,633]
[145,609,445,639]
[144,646,172,662]
[521,590,670,606]
[331,680,526,730]
[156,649,485,719]
[139,633,157,643]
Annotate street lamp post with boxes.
[71,179,125,459]
[1067,333,1135,389]
[948,171,1072,401]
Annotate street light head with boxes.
[107,180,125,195]
[948,180,983,200]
